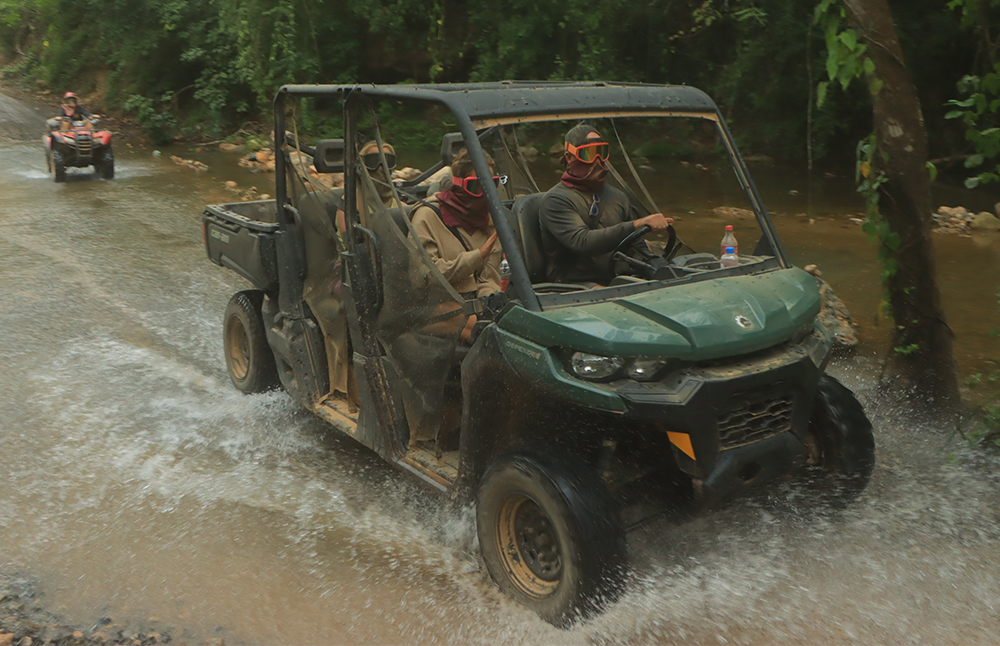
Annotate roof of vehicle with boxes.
[277,81,719,121]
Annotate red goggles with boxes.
[454,174,508,196]
[566,141,610,163]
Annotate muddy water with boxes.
[2,102,1000,644]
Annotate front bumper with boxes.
[615,341,822,503]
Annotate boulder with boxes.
[548,142,564,156]
[224,180,237,189]
[815,275,858,348]
[518,145,539,159]
[937,206,969,217]
[392,167,421,182]
[712,206,755,220]
[219,143,243,153]
[971,211,1000,230]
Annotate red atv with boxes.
[44,117,114,182]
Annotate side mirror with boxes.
[440,133,465,166]
[313,138,345,173]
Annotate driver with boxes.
[58,92,94,121]
[539,125,672,285]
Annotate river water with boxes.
[3,92,1000,644]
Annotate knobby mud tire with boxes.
[223,290,281,394]
[98,147,114,179]
[808,374,876,505]
[51,148,65,183]
[477,450,627,628]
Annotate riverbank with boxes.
[0,573,188,646]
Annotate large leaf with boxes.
[839,29,858,51]
[965,154,985,168]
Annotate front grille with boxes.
[718,384,794,449]
[76,132,92,154]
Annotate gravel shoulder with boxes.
[0,573,187,646]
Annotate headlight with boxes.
[569,352,624,380]
[627,357,670,381]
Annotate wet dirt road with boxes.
[2,89,1000,644]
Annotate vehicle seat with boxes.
[385,205,413,237]
[507,193,548,284]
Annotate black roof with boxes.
[277,81,719,120]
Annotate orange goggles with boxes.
[566,141,610,163]
[454,174,508,196]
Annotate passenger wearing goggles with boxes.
[335,140,399,242]
[411,148,505,342]
[540,125,672,285]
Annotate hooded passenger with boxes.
[410,148,504,342]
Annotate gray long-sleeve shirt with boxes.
[539,182,640,284]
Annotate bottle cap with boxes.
[725,225,733,231]
[725,247,736,253]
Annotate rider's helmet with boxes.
[63,92,78,105]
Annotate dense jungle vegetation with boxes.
[0,0,992,164]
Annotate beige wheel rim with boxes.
[226,315,251,381]
[495,494,562,598]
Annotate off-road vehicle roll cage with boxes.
[272,81,790,313]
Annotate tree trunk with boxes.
[843,0,961,411]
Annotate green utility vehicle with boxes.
[201,82,874,626]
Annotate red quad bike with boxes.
[43,117,114,182]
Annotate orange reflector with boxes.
[667,432,696,460]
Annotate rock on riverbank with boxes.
[0,572,214,646]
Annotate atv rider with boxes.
[58,92,94,122]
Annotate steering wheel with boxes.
[607,223,677,278]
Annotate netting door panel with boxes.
[285,154,351,400]
[354,159,471,449]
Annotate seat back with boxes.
[384,205,413,237]
[507,193,548,284]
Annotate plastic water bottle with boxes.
[721,246,738,268]
[499,257,510,291]
[721,225,738,257]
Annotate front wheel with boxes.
[97,147,114,179]
[477,451,627,627]
[223,290,281,394]
[50,148,65,183]
[806,374,876,503]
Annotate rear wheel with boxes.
[223,290,280,394]
[50,148,65,183]
[97,147,114,179]
[806,374,876,503]
[477,451,627,627]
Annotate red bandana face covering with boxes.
[560,156,609,194]
[436,180,491,235]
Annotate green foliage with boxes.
[814,0,882,107]
[0,0,976,159]
[123,93,178,145]
[946,68,1000,188]
[855,133,900,285]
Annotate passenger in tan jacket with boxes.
[410,149,504,342]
